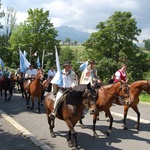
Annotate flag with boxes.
[51,46,62,86]
[36,56,40,67]
[32,51,37,56]
[0,58,4,67]
[23,50,27,58]
[19,50,30,72]
[79,60,89,71]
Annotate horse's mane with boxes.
[65,84,87,105]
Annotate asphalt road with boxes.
[0,90,150,150]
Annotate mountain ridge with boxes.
[55,25,90,42]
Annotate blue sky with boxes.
[1,0,150,43]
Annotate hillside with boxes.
[55,25,90,42]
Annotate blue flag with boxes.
[0,58,4,67]
[19,50,30,72]
[51,46,63,86]
[36,56,40,67]
[79,60,89,71]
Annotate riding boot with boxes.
[50,98,61,119]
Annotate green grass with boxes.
[139,93,150,103]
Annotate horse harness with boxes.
[100,83,130,105]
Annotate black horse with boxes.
[0,77,14,101]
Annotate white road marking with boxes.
[0,109,52,150]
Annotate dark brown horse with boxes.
[0,77,14,101]
[88,82,130,138]
[44,83,97,150]
[24,70,43,113]
[114,80,150,130]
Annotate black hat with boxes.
[89,60,97,64]
[64,61,72,66]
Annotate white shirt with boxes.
[47,69,56,80]
[115,70,126,80]
[25,69,37,78]
[61,69,78,88]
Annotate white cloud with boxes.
[1,0,150,43]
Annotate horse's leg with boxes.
[37,96,41,113]
[131,106,140,130]
[79,118,85,129]
[66,120,79,149]
[26,94,30,108]
[41,90,45,106]
[48,115,56,138]
[8,89,12,101]
[5,90,7,102]
[93,114,99,138]
[67,130,74,148]
[122,105,129,130]
[105,109,113,136]
[31,96,34,110]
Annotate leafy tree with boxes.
[9,8,60,68]
[84,11,146,82]
[143,39,150,51]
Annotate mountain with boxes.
[55,26,90,42]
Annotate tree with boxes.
[9,8,60,68]
[143,39,150,51]
[84,11,145,82]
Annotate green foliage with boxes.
[9,8,60,68]
[139,93,150,103]
[143,39,150,51]
[83,11,150,83]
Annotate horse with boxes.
[80,82,130,138]
[0,77,14,101]
[44,83,97,150]
[12,73,22,91]
[24,70,44,113]
[113,80,150,130]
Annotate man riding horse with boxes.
[50,61,78,119]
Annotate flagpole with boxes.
[29,43,32,63]
[42,49,45,68]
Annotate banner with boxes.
[51,46,62,86]
[0,58,4,67]
[19,50,30,72]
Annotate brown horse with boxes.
[44,83,97,150]
[12,74,22,91]
[25,70,43,113]
[90,82,130,138]
[114,80,150,130]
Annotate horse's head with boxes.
[82,83,97,115]
[36,70,44,80]
[117,83,131,105]
[143,80,150,94]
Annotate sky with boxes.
[1,0,150,43]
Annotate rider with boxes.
[80,60,101,86]
[114,64,128,84]
[25,64,37,79]
[50,61,78,119]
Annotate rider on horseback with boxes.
[50,61,78,119]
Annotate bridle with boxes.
[82,86,96,109]
[100,83,130,105]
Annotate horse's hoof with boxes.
[51,132,56,138]
[38,111,41,114]
[26,105,30,109]
[80,124,85,129]
[68,140,74,148]
[105,131,110,136]
[41,103,43,106]
[134,124,139,131]
[93,132,98,138]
